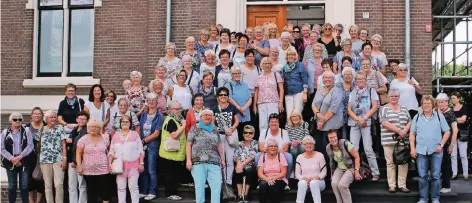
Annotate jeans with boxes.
[350,125,380,176]
[117,173,139,203]
[40,162,64,203]
[296,180,325,203]
[452,141,469,176]
[259,180,286,203]
[6,168,29,203]
[191,163,222,203]
[290,144,305,163]
[68,163,87,203]
[255,152,293,179]
[139,146,158,195]
[417,152,443,201]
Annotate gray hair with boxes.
[149,79,164,90]
[130,71,143,79]
[243,125,255,133]
[165,42,177,53]
[387,88,401,97]
[146,93,158,102]
[266,138,279,150]
[371,34,383,43]
[9,112,23,122]
[322,71,335,79]
[280,31,291,39]
[349,25,359,33]
[43,110,57,122]
[341,38,352,46]
[168,100,182,108]
[436,93,449,101]
[302,136,315,145]
[204,49,216,57]
[185,36,196,43]
[182,54,192,62]
[398,63,408,70]
[342,67,356,79]
[117,97,130,107]
[231,66,242,73]
[200,109,214,118]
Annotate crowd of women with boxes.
[1,22,470,203]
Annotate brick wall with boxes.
[355,0,432,93]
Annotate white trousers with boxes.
[285,92,304,118]
[220,131,237,185]
[68,163,87,203]
[296,180,326,203]
[117,174,140,203]
[258,103,279,133]
[451,141,469,176]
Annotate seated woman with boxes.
[326,130,362,203]
[295,136,327,203]
[257,138,288,203]
[234,125,259,203]
[286,109,310,162]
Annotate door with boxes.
[247,5,287,32]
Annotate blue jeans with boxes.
[417,152,443,201]
[191,163,222,203]
[6,168,29,203]
[255,152,294,179]
[139,146,158,195]
[290,144,305,163]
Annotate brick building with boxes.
[1,0,431,125]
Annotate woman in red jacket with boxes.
[185,93,205,134]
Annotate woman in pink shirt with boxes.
[76,120,112,203]
[295,136,327,203]
[257,139,288,203]
[108,115,144,203]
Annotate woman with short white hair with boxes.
[158,42,182,84]
[181,55,201,94]
[336,66,355,140]
[35,110,67,203]
[180,36,202,72]
[257,138,288,203]
[149,79,170,115]
[295,136,326,203]
[125,71,148,117]
[369,34,388,74]
[278,32,296,66]
[390,63,422,118]
[200,49,218,75]
[195,29,214,57]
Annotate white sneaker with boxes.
[256,185,259,190]
[139,194,147,198]
[440,188,451,193]
[432,200,440,203]
[144,194,156,200]
[417,201,427,203]
[284,185,290,191]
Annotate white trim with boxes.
[1,95,88,114]
[22,77,100,88]
[246,1,325,5]
[95,0,103,7]
[25,0,34,9]
[63,0,70,77]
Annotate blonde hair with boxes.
[371,34,383,43]
[266,23,279,39]
[312,43,324,52]
[285,49,298,61]
[421,95,437,108]
[302,136,315,145]
[87,119,103,133]
[200,109,214,118]
[322,23,333,31]
[200,29,210,38]
[260,57,272,68]
[288,109,304,126]
[185,36,195,43]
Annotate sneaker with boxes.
[256,185,259,190]
[144,194,156,200]
[284,185,290,191]
[235,196,242,203]
[440,188,451,193]
[139,194,147,198]
[243,195,250,203]
[432,200,440,203]
[204,184,209,188]
[417,200,427,203]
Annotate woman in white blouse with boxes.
[84,84,110,125]
[389,63,422,118]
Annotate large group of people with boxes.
[1,22,470,203]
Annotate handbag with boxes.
[217,105,240,148]
[393,137,411,165]
[164,138,180,152]
[374,71,389,105]
[32,127,44,181]
[111,133,130,174]
[459,130,469,142]
[343,141,372,180]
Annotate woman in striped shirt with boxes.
[286,110,310,164]
[379,88,412,193]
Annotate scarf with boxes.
[355,87,368,109]
[168,112,184,123]
[66,97,77,109]
[283,62,297,73]
[199,85,215,97]
[199,122,214,132]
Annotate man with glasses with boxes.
[213,87,240,186]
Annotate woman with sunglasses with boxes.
[317,23,341,57]
[292,26,301,41]
[1,112,33,203]
[108,115,144,203]
[234,125,258,203]
[347,72,380,181]
[390,63,422,119]
[212,87,240,186]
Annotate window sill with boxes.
[22,77,100,88]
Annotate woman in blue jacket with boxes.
[283,49,308,121]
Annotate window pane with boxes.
[69,9,94,74]
[39,0,62,6]
[71,0,93,5]
[39,10,63,74]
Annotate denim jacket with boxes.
[139,111,165,149]
[283,62,308,95]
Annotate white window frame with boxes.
[23,0,102,88]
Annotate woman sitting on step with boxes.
[257,138,288,203]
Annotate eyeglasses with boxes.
[325,27,332,31]
[269,113,279,119]
[12,119,22,122]
[389,95,399,98]
[328,137,337,140]
[172,107,183,110]
[268,145,278,148]
[218,94,228,97]
[243,132,254,135]
[232,72,241,75]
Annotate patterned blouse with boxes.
[125,86,148,114]
[158,57,182,83]
[34,125,67,164]
[335,83,354,124]
[254,73,283,104]
[234,140,259,170]
[187,125,221,166]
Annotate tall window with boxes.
[38,0,94,77]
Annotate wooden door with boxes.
[247,5,287,32]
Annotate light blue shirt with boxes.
[226,80,251,122]
[411,111,450,155]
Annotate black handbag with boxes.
[459,130,470,142]
[393,137,411,165]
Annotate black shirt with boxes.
[57,97,85,124]
[212,103,238,133]
[165,119,178,133]
[318,38,341,57]
[453,105,468,131]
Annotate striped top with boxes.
[379,105,411,146]
[285,122,310,142]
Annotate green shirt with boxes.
[333,141,354,169]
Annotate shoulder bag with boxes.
[32,127,44,180]
[374,71,389,105]
[111,134,127,174]
[343,141,372,180]
[392,136,411,165]
[218,105,239,148]
[164,120,181,152]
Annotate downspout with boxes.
[166,0,171,44]
[405,0,411,78]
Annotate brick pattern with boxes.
[355,0,432,93]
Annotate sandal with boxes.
[167,195,182,201]
[372,176,380,181]
[144,194,156,200]
[388,187,396,193]
[399,187,410,193]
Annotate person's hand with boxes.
[253,106,258,114]
[358,118,366,126]
[278,102,284,113]
[66,138,73,144]
[181,120,187,128]
[398,130,407,139]
[292,140,300,147]
[220,161,226,169]
[11,157,20,166]
[71,162,76,168]
[186,160,193,171]
[61,160,67,169]
[236,163,244,173]
[108,163,113,173]
[77,166,83,175]
[316,113,325,122]
[302,93,308,103]
[317,121,325,130]
[354,171,362,180]
[314,176,320,180]
[138,164,144,173]
[66,124,75,129]
[267,178,276,185]
[250,42,256,49]
[410,148,417,159]
[448,144,454,154]
[408,80,416,86]
[303,177,312,181]
[435,145,443,153]
[241,110,247,117]
[225,128,233,136]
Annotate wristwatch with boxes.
[355,168,360,171]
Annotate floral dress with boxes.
[336,83,353,124]
[125,86,148,114]
[234,140,258,170]
[34,125,68,163]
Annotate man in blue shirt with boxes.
[410,95,451,203]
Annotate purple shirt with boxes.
[1,128,33,161]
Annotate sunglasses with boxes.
[293,30,300,33]
[243,132,254,135]
[218,94,228,97]
[12,119,23,122]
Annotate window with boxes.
[37,0,94,77]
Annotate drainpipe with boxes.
[405,0,411,78]
[166,0,171,44]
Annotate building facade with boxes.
[1,0,432,128]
